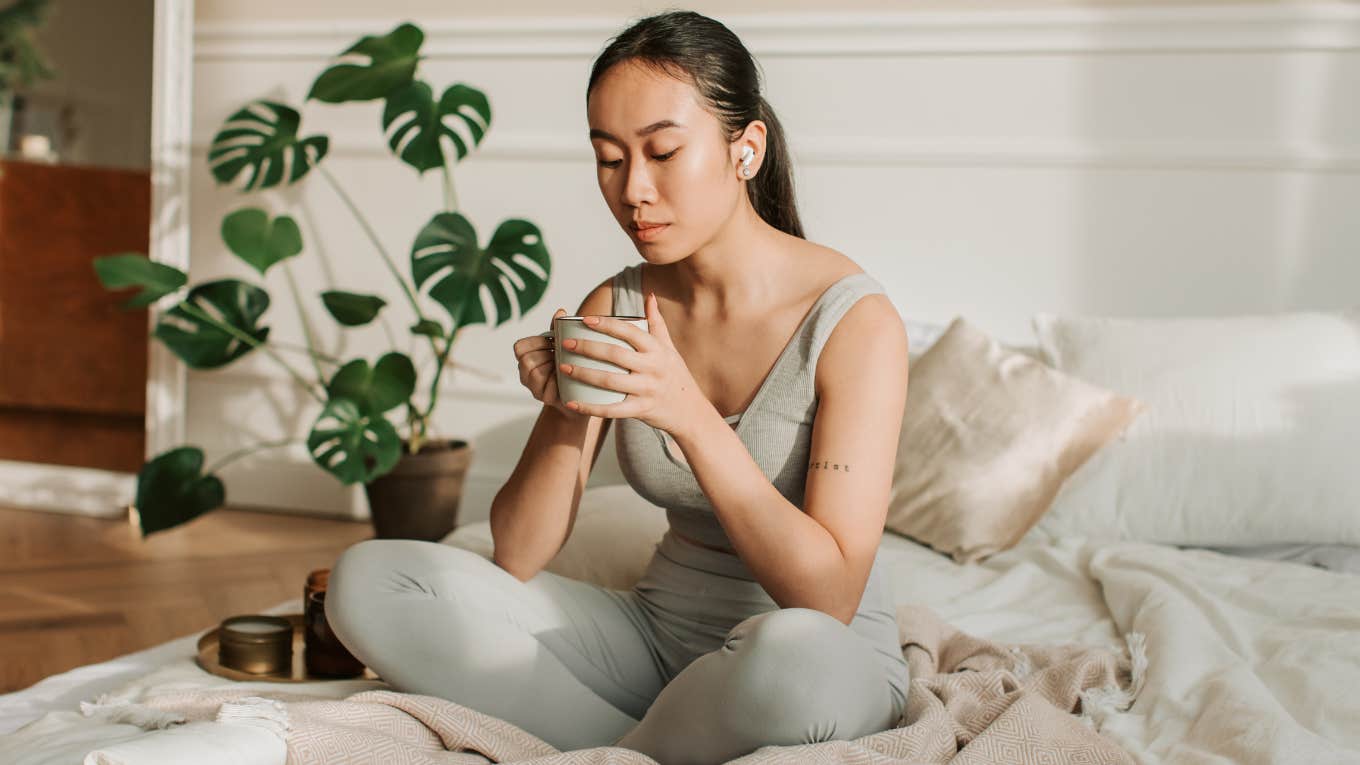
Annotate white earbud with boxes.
[740,146,754,177]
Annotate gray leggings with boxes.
[326,529,909,764]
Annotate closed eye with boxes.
[597,149,678,169]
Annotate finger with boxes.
[558,361,643,394]
[564,398,627,419]
[644,291,670,344]
[548,307,566,333]
[542,365,559,401]
[522,357,555,387]
[519,348,554,368]
[561,337,634,368]
[582,315,652,351]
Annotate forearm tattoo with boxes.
[810,459,850,473]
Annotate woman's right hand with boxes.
[515,308,583,419]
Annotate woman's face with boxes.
[587,60,746,260]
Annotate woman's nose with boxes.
[621,159,657,207]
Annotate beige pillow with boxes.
[886,317,1142,564]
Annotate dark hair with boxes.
[586,10,805,239]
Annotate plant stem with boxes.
[281,262,327,381]
[206,437,298,475]
[420,326,460,420]
[177,301,326,404]
[318,165,427,324]
[317,164,443,385]
[378,312,399,349]
[441,163,459,212]
[273,340,342,366]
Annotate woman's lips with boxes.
[632,223,669,242]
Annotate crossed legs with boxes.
[327,539,903,763]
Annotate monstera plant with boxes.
[94,22,551,538]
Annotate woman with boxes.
[327,11,911,763]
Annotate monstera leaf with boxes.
[133,446,226,537]
[321,290,387,327]
[208,100,329,190]
[307,23,422,103]
[153,280,270,369]
[409,318,445,338]
[221,208,303,276]
[307,398,402,485]
[325,353,416,415]
[410,212,550,331]
[382,81,491,173]
[92,253,187,308]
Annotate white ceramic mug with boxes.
[540,315,648,406]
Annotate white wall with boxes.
[185,2,1360,525]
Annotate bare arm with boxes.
[489,278,616,581]
[667,295,909,623]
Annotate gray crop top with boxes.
[611,263,889,553]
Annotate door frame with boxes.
[0,0,192,518]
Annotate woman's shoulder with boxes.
[794,241,872,293]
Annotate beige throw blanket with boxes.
[98,604,1143,765]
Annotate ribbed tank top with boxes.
[611,263,889,553]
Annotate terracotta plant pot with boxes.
[363,438,473,541]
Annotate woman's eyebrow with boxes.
[589,120,684,143]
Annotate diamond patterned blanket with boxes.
[81,603,1142,765]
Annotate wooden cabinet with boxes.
[0,158,150,472]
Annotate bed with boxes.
[1,482,1358,764]
[3,312,1359,763]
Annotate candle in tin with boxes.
[218,615,293,675]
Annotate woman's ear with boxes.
[732,121,768,172]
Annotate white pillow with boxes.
[1029,310,1360,547]
[906,319,947,361]
[444,484,668,589]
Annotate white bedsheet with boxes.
[3,526,1358,764]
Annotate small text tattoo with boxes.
[810,460,849,472]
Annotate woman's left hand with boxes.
[558,291,710,436]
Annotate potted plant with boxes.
[0,0,56,154]
[93,22,552,540]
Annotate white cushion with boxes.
[906,319,947,361]
[444,484,669,589]
[1029,309,1360,546]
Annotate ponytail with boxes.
[748,95,804,239]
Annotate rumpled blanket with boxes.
[81,603,1143,764]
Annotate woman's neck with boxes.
[665,204,793,317]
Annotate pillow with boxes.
[886,317,1142,563]
[1031,309,1360,547]
[905,319,947,361]
[444,484,669,589]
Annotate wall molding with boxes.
[194,4,1360,59]
[189,132,1360,173]
[190,5,1360,172]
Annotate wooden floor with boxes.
[0,504,375,694]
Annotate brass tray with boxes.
[195,612,382,683]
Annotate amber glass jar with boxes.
[303,567,366,677]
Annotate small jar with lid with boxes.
[218,615,293,675]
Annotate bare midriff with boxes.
[673,529,737,555]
